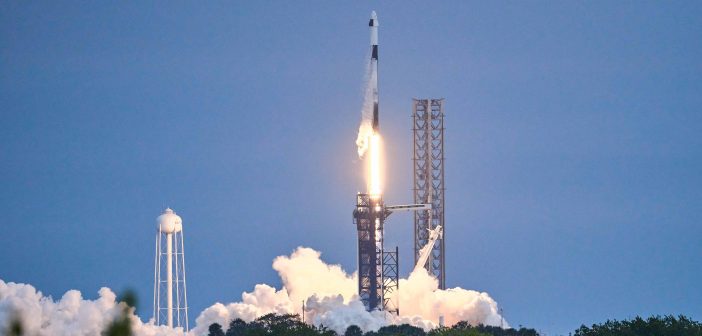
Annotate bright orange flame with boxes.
[368,132,382,196]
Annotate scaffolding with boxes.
[353,193,399,313]
[412,98,446,289]
[382,247,399,314]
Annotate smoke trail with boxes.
[0,247,505,335]
[355,58,376,158]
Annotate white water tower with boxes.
[153,208,188,330]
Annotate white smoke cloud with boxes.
[272,247,357,304]
[192,247,506,335]
[0,280,184,336]
[190,247,364,335]
[0,247,505,336]
[396,269,505,328]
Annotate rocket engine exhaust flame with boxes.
[368,132,382,196]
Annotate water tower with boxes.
[153,208,189,330]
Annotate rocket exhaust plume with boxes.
[355,75,374,158]
[368,133,382,195]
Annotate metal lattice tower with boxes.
[382,246,399,314]
[413,98,446,289]
[353,193,398,312]
[153,208,189,330]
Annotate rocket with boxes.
[369,11,379,131]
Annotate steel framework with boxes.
[353,193,398,312]
[412,98,446,289]
[382,247,399,314]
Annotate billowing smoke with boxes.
[355,59,376,158]
[396,269,505,327]
[0,247,505,335]
[0,280,183,336]
[193,247,505,334]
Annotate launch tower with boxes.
[353,193,399,313]
[354,194,430,314]
[413,98,446,289]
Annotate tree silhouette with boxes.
[345,325,363,336]
[102,290,138,336]
[575,315,702,336]
[209,323,225,336]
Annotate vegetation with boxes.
[102,290,138,336]
[574,315,702,336]
[365,324,428,336]
[209,314,335,336]
[429,322,538,336]
[208,316,538,336]
[4,314,23,336]
[207,314,702,336]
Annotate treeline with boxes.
[207,314,539,336]
[208,314,702,336]
[575,315,702,336]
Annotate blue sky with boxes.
[1,1,701,335]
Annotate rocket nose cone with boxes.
[369,10,379,27]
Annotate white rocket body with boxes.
[369,11,379,131]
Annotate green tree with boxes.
[430,322,537,336]
[3,313,23,336]
[428,326,489,336]
[345,325,363,336]
[375,324,426,336]
[574,315,702,336]
[216,313,334,336]
[102,290,137,336]
[209,323,225,336]
[224,318,248,336]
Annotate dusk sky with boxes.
[1,2,701,335]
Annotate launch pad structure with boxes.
[353,196,433,314]
[353,193,399,314]
[413,98,446,290]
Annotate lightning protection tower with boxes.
[413,98,446,289]
[153,208,189,330]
